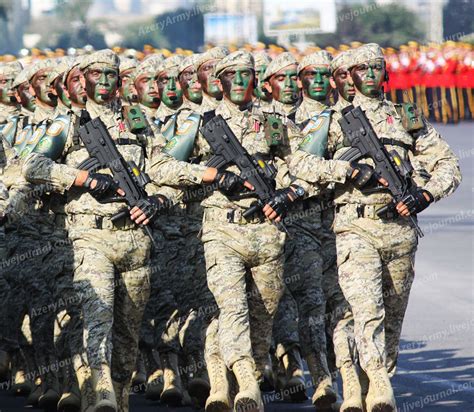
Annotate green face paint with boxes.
[269,65,299,104]
[333,67,356,102]
[85,67,119,104]
[197,59,222,99]
[17,82,36,112]
[351,59,386,98]
[300,65,331,102]
[31,68,57,107]
[179,66,203,104]
[253,65,270,101]
[54,78,71,108]
[220,67,254,106]
[0,75,17,105]
[157,71,183,109]
[119,68,136,102]
[135,73,160,109]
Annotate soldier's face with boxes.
[332,66,356,102]
[219,66,254,106]
[119,68,136,102]
[179,65,202,104]
[351,59,386,97]
[157,70,183,109]
[85,67,119,104]
[16,82,36,112]
[198,59,222,99]
[134,72,160,109]
[253,65,271,102]
[65,67,87,107]
[53,77,71,108]
[31,68,57,107]
[265,64,299,104]
[299,64,331,101]
[0,74,18,105]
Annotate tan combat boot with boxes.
[187,351,211,407]
[339,363,363,412]
[205,354,231,412]
[306,352,337,409]
[11,351,32,396]
[281,347,307,402]
[90,364,117,412]
[364,366,396,412]
[26,377,43,407]
[160,352,183,407]
[58,364,81,412]
[232,358,263,412]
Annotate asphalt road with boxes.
[1,123,472,411]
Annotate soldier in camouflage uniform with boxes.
[23,49,233,412]
[196,50,304,412]
[287,43,461,412]
[119,58,138,103]
[195,47,228,114]
[2,58,63,410]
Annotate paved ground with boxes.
[0,123,472,411]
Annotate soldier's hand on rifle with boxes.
[263,186,301,222]
[130,195,168,226]
[396,189,433,217]
[202,167,254,193]
[348,162,388,188]
[84,173,125,200]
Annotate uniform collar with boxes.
[86,98,121,124]
[181,98,201,113]
[0,103,21,117]
[352,92,384,111]
[216,97,252,122]
[156,102,179,120]
[32,103,56,124]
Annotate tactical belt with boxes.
[203,207,265,225]
[335,203,397,221]
[67,214,136,231]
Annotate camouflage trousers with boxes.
[334,205,417,374]
[320,206,357,370]
[272,288,299,359]
[201,211,286,371]
[2,222,58,384]
[68,221,151,385]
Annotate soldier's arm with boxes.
[413,121,462,201]
[286,118,352,186]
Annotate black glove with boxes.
[84,173,119,201]
[134,195,167,224]
[348,162,376,189]
[401,188,433,215]
[267,187,297,220]
[214,170,246,196]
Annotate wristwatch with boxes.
[290,185,305,199]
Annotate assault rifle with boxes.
[201,114,285,226]
[338,105,424,237]
[78,112,157,246]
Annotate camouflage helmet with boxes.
[263,52,298,81]
[297,51,333,76]
[119,57,138,73]
[253,52,272,70]
[330,49,356,74]
[349,43,385,68]
[79,49,120,71]
[194,46,229,71]
[26,58,57,82]
[130,54,164,83]
[214,50,254,78]
[178,53,202,76]
[0,61,23,79]
[158,55,185,76]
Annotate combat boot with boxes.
[160,352,183,407]
[339,362,363,412]
[205,354,231,412]
[90,364,117,412]
[26,377,43,407]
[232,358,263,412]
[187,351,210,407]
[57,365,81,412]
[359,367,369,410]
[131,352,146,391]
[143,349,163,400]
[281,347,307,402]
[306,352,337,409]
[112,380,131,412]
[0,349,10,381]
[38,371,61,410]
[11,351,32,396]
[364,366,396,412]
